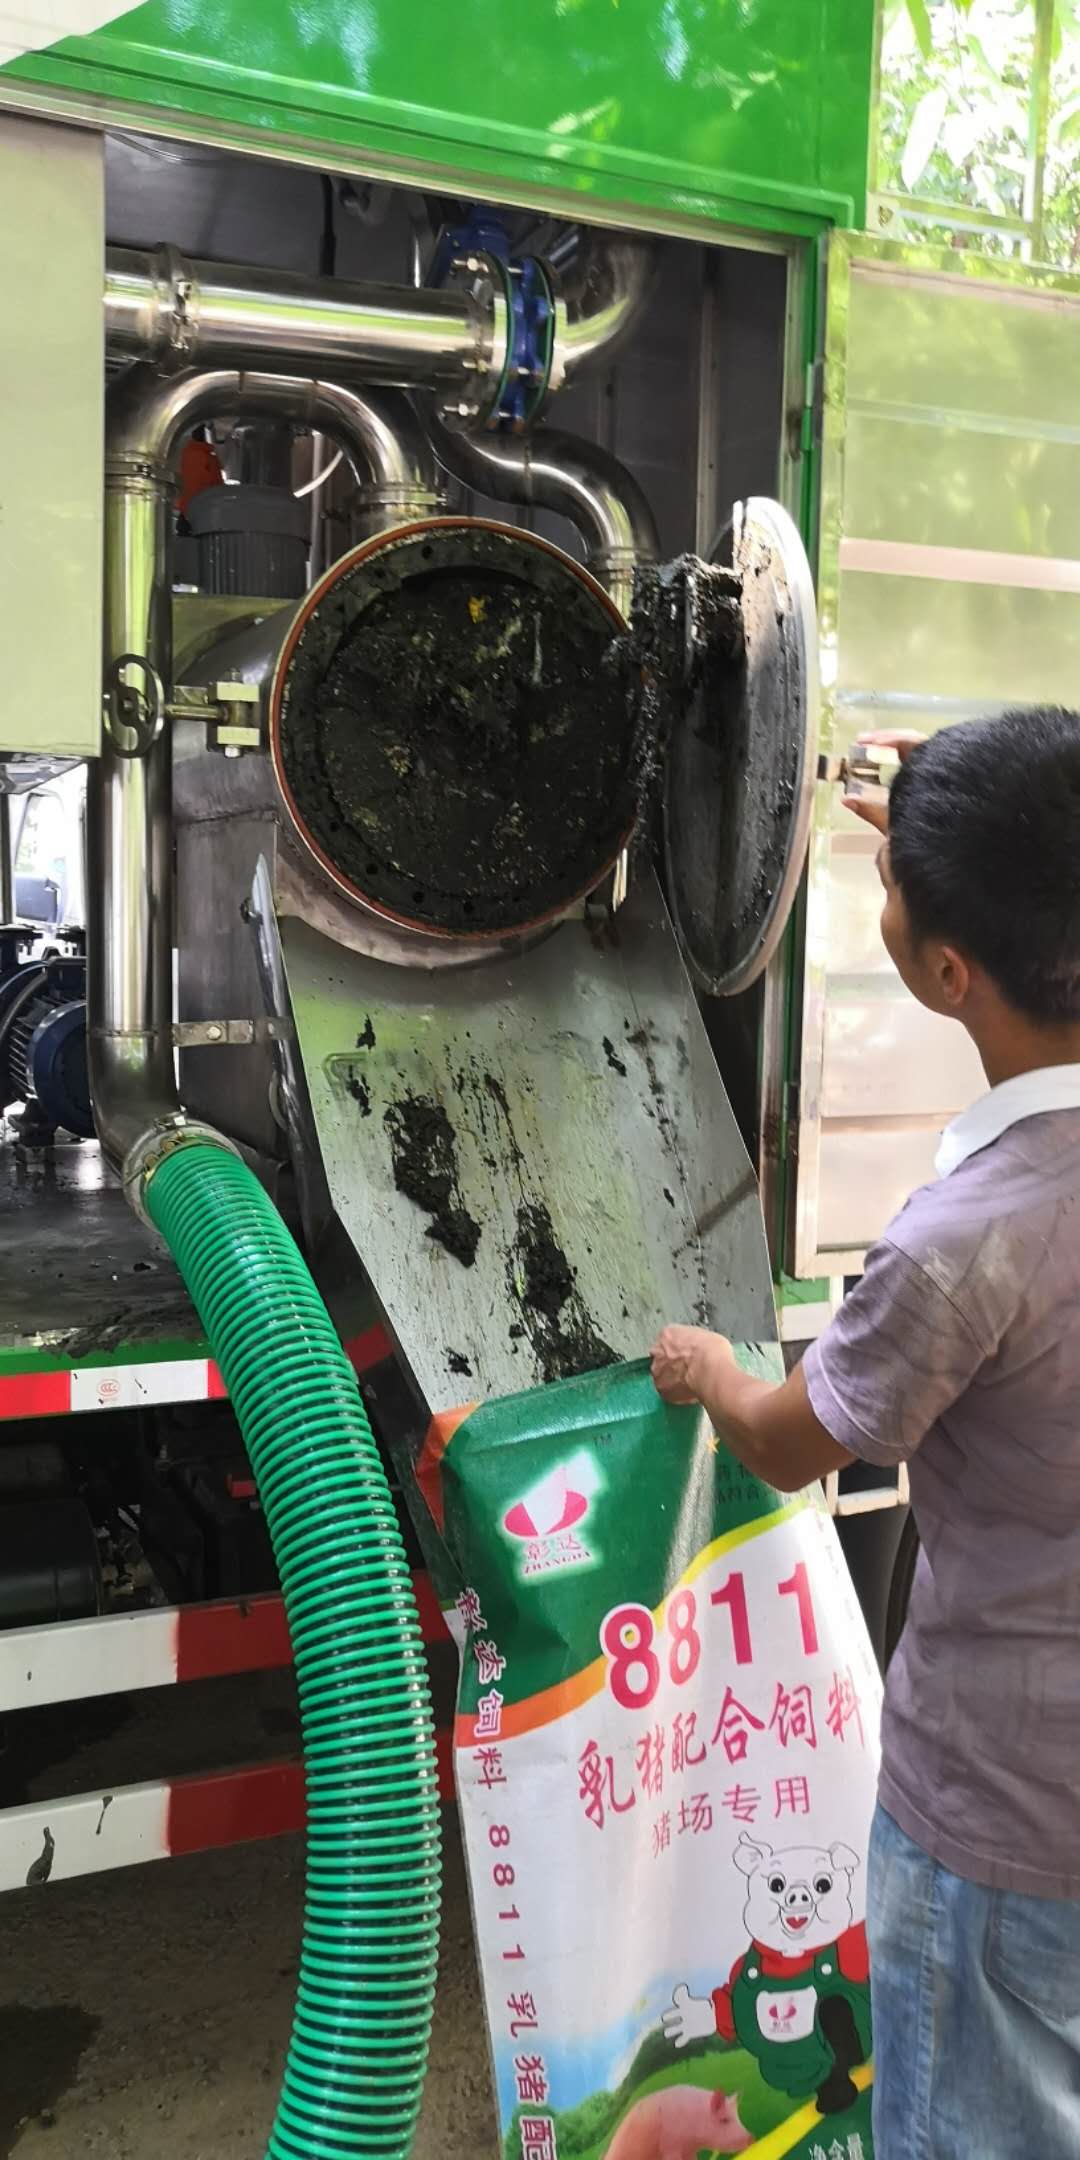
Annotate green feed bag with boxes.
[418,1354,881,2160]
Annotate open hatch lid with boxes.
[664,495,819,998]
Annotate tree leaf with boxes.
[965,32,1005,88]
[901,84,951,189]
[905,0,934,60]
[942,104,987,166]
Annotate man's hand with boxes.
[650,1323,853,1493]
[651,1324,734,1407]
[843,728,925,836]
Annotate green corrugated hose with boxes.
[144,1141,441,2160]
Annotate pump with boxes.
[0,932,91,1140]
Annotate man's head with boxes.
[878,708,1080,1034]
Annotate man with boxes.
[652,710,1080,2159]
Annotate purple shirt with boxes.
[804,1103,1080,1899]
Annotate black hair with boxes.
[887,707,1080,1022]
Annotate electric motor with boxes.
[0,946,91,1137]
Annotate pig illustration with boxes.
[605,2083,752,2160]
[663,1834,872,2115]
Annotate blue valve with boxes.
[429,213,554,432]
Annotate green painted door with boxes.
[793,230,1080,1274]
[0,0,873,236]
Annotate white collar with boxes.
[936,1064,1080,1178]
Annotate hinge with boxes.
[801,358,825,455]
[166,680,263,756]
[764,1078,800,1166]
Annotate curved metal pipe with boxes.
[551,234,655,384]
[107,367,442,494]
[91,368,444,1169]
[105,233,654,412]
[424,408,659,619]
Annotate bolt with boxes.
[206,1023,224,1043]
[224,744,241,759]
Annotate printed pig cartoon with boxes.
[663,1834,872,2114]
[605,2084,752,2160]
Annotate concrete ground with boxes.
[0,1817,497,2159]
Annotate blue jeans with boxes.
[868,1805,1080,2158]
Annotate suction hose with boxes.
[143,1139,440,2159]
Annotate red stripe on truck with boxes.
[175,1596,294,1683]
[168,1759,306,1856]
[167,1735,456,1857]
[174,1575,449,1687]
[0,1370,71,1420]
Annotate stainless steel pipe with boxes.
[90,453,178,1166]
[552,234,655,385]
[104,231,655,405]
[425,410,659,619]
[90,368,444,1169]
[104,246,496,389]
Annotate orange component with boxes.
[178,434,224,517]
[415,1402,476,1531]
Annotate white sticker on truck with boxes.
[69,1358,212,1413]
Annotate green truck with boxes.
[0,0,1075,2145]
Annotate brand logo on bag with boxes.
[502,1451,602,1578]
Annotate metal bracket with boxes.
[173,1016,294,1048]
[817,748,898,811]
[824,1465,910,1517]
[155,243,197,372]
[818,752,877,785]
[167,680,263,755]
[122,1114,242,1225]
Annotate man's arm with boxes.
[650,1327,852,1493]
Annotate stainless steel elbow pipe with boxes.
[424,409,659,619]
[90,368,443,1170]
[550,234,655,385]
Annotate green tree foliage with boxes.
[877,0,1080,266]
